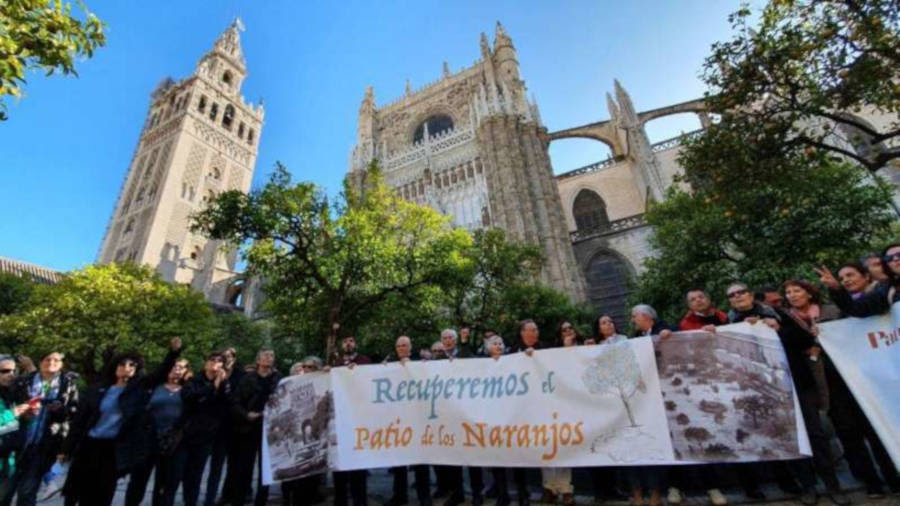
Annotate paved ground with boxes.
[37,465,897,505]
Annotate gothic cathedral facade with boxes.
[97,20,264,308]
[348,23,587,301]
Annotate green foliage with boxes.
[704,0,900,172]
[0,0,106,120]
[192,162,473,362]
[0,272,34,316]
[490,282,594,346]
[0,263,217,382]
[193,162,588,359]
[632,120,894,323]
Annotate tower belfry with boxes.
[98,19,264,308]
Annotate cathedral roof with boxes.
[0,256,64,285]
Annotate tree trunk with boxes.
[325,305,340,366]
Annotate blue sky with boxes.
[0,1,743,272]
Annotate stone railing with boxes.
[651,128,704,153]
[556,156,621,180]
[569,214,647,243]
[382,126,475,172]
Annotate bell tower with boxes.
[97,19,265,308]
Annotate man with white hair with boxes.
[386,336,432,506]
[438,328,480,506]
[630,304,673,339]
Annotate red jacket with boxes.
[678,309,728,330]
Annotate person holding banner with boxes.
[281,356,326,506]
[726,283,850,506]
[332,336,371,506]
[385,336,432,506]
[785,279,898,496]
[536,322,579,506]
[628,305,672,506]
[438,328,484,506]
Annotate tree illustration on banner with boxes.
[582,343,647,427]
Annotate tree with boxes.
[582,342,647,427]
[632,118,894,322]
[0,263,217,381]
[0,0,106,120]
[734,394,778,428]
[0,272,34,316]
[191,162,472,362]
[704,0,900,173]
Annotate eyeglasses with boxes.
[727,288,749,299]
[884,253,900,263]
[0,369,15,375]
[561,325,573,331]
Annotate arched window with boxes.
[190,246,201,261]
[413,114,454,144]
[198,95,207,113]
[247,129,255,145]
[209,103,219,121]
[584,251,631,331]
[572,189,610,232]
[238,122,245,138]
[222,105,235,130]
[222,71,233,86]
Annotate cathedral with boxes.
[97,20,264,311]
[347,23,710,325]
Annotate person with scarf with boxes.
[783,279,898,497]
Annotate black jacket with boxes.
[181,372,232,446]
[62,349,180,473]
[828,282,897,318]
[231,370,281,435]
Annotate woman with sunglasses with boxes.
[818,243,900,317]
[61,349,149,505]
[726,282,850,505]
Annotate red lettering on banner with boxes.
[866,329,900,349]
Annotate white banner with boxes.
[263,326,812,481]
[818,303,900,466]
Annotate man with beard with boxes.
[332,336,371,506]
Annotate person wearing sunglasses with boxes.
[8,351,79,506]
[818,243,900,318]
[0,355,31,503]
[60,350,147,505]
[726,282,849,506]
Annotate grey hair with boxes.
[289,362,304,375]
[485,335,504,348]
[302,356,323,369]
[441,328,458,341]
[0,355,14,364]
[631,304,658,321]
[726,282,749,294]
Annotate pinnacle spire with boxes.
[493,20,513,50]
[212,18,246,68]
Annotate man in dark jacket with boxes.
[726,282,849,506]
[385,336,431,506]
[630,304,674,338]
[181,351,231,506]
[332,336,370,506]
[10,351,78,506]
[225,348,280,506]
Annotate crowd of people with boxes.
[0,243,897,506]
